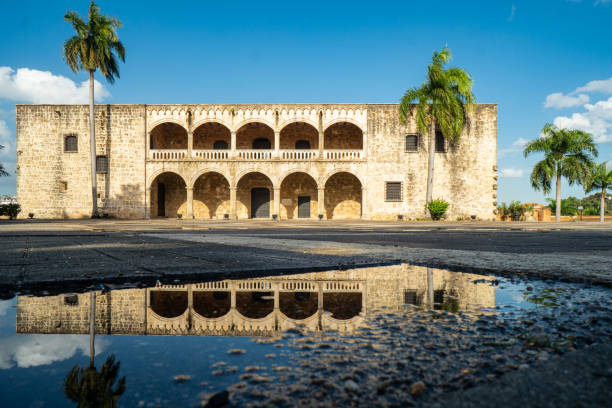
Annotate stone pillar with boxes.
[317,282,324,331]
[274,131,280,159]
[273,283,280,310]
[230,282,236,309]
[318,131,324,157]
[186,187,194,219]
[146,132,151,160]
[230,131,237,159]
[362,132,367,159]
[187,130,193,157]
[230,187,237,219]
[318,187,325,219]
[145,187,151,219]
[273,187,281,219]
[361,187,367,219]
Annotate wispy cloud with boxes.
[0,66,110,104]
[499,137,528,157]
[507,5,517,21]
[500,168,524,178]
[544,92,589,108]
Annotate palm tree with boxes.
[0,145,9,177]
[585,162,612,222]
[63,1,125,218]
[399,46,475,215]
[523,124,598,222]
[63,354,126,407]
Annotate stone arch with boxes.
[323,292,362,320]
[192,171,231,219]
[236,291,274,318]
[279,171,319,219]
[149,290,188,318]
[148,118,188,133]
[193,121,231,150]
[279,292,318,319]
[193,291,231,318]
[191,117,233,133]
[150,122,188,149]
[321,169,364,187]
[189,168,231,188]
[279,121,319,150]
[324,171,362,220]
[236,121,275,149]
[323,121,363,150]
[149,171,187,218]
[236,171,274,219]
[148,169,188,189]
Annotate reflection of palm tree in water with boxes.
[63,291,126,407]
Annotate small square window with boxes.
[96,155,108,174]
[404,290,418,305]
[60,181,68,192]
[64,134,78,152]
[435,131,446,152]
[405,134,418,152]
[385,182,402,202]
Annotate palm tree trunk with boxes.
[89,291,96,368]
[89,70,98,218]
[425,117,436,217]
[555,172,561,223]
[601,188,606,223]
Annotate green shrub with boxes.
[428,199,449,220]
[0,203,21,219]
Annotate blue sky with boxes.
[1,0,611,203]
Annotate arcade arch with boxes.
[324,172,362,219]
[149,172,187,218]
[150,123,188,149]
[193,172,230,219]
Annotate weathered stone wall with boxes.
[17,103,496,220]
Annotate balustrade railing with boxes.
[236,150,273,160]
[323,150,363,160]
[192,149,230,160]
[280,150,318,160]
[149,149,187,160]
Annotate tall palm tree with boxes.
[0,145,9,177]
[523,124,598,223]
[585,162,612,223]
[399,46,475,215]
[63,354,126,407]
[63,1,125,218]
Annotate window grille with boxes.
[64,134,78,152]
[404,290,418,305]
[385,182,402,202]
[96,156,108,174]
[435,131,446,152]
[405,134,418,152]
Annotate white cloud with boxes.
[0,66,110,104]
[500,168,524,178]
[544,92,589,108]
[507,5,517,21]
[575,77,612,94]
[0,300,11,317]
[499,137,529,157]
[0,120,12,157]
[553,96,612,143]
[0,334,108,369]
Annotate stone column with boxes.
[146,132,151,160]
[317,187,325,219]
[274,131,280,159]
[273,187,281,219]
[187,130,193,157]
[318,131,324,158]
[186,187,194,219]
[230,187,237,219]
[361,187,367,219]
[230,131,237,159]
[362,132,367,159]
[145,187,151,219]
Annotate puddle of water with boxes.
[1,264,611,407]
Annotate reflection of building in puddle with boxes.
[17,264,495,336]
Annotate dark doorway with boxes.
[251,188,270,218]
[157,183,166,216]
[298,196,310,218]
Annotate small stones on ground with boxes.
[518,364,530,370]
[265,353,276,358]
[344,379,359,392]
[409,381,426,397]
[173,374,191,383]
[492,354,505,362]
[227,348,245,355]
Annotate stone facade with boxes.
[16,264,496,336]
[16,103,497,220]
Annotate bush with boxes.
[428,199,449,220]
[0,203,21,220]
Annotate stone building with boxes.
[15,104,497,220]
[17,264,496,336]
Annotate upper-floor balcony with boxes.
[147,120,365,162]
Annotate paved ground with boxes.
[1,219,611,293]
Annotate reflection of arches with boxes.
[324,172,362,220]
[324,121,363,149]
[236,122,274,149]
[236,172,274,219]
[193,172,230,219]
[193,291,230,318]
[280,172,318,219]
[150,123,188,149]
[323,292,362,319]
[150,291,188,318]
[279,292,318,319]
[279,122,318,150]
[236,292,274,318]
[150,172,187,217]
[193,122,231,150]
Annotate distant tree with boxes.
[0,145,9,177]
[585,162,612,222]
[399,46,475,216]
[63,1,125,218]
[523,124,598,222]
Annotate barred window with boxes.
[435,131,446,152]
[96,155,108,174]
[403,290,418,305]
[405,134,418,152]
[385,182,402,202]
[64,134,78,152]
